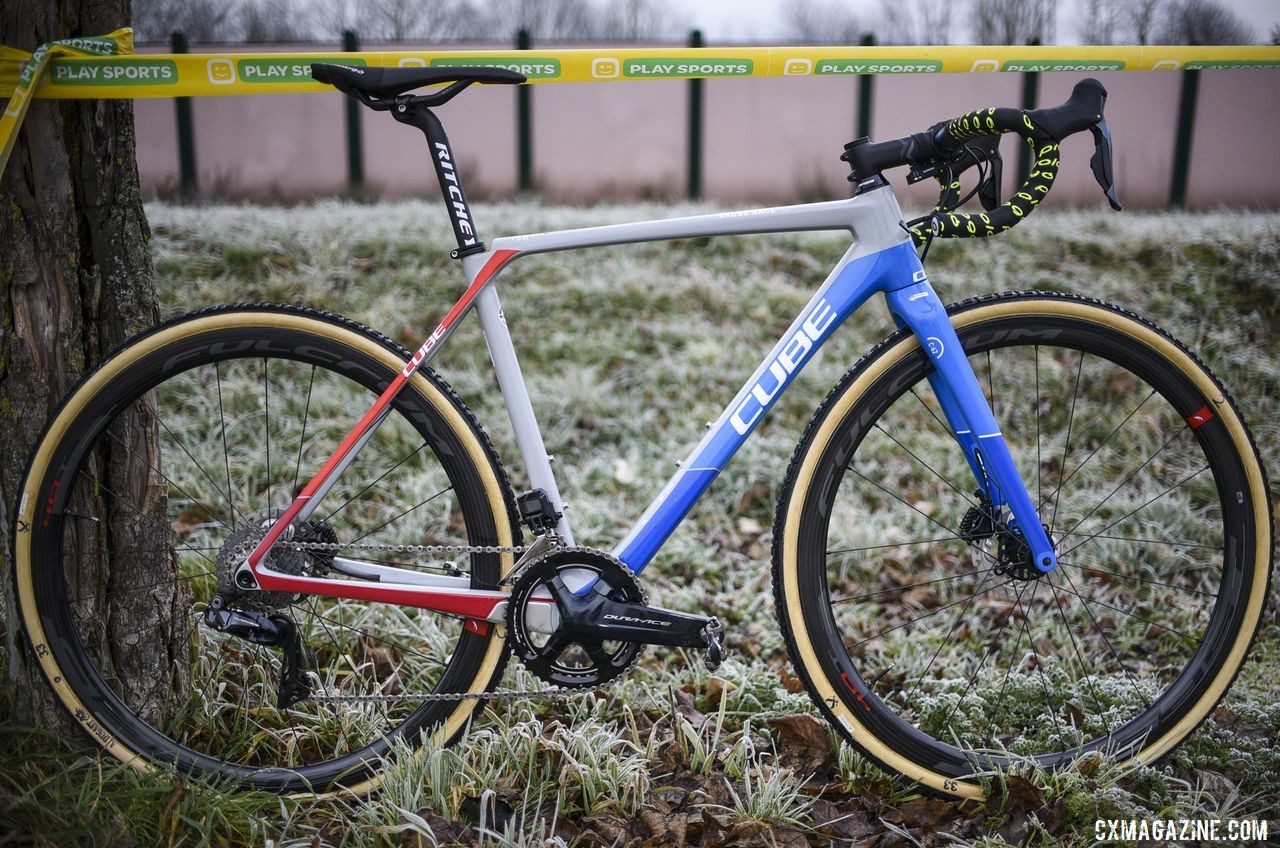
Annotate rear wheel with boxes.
[14,305,519,793]
[773,292,1272,798]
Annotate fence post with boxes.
[856,33,875,140]
[1017,39,1040,183]
[687,29,703,200]
[1170,67,1200,207]
[170,31,197,197]
[342,30,364,189]
[517,28,533,192]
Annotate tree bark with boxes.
[1,1,182,731]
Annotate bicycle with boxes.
[12,65,1272,800]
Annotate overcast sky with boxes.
[682,0,1280,42]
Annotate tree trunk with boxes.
[1,1,183,731]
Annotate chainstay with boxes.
[284,540,529,555]
[281,539,631,703]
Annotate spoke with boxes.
[844,575,1012,651]
[293,364,317,498]
[100,609,203,647]
[1051,575,1197,641]
[1057,568,1151,710]
[301,604,450,672]
[104,428,234,534]
[348,485,454,545]
[828,536,983,556]
[846,467,997,566]
[1047,578,1111,735]
[1056,530,1218,551]
[215,362,237,529]
[1042,388,1157,519]
[1057,465,1211,562]
[318,442,431,524]
[299,598,372,698]
[873,423,976,507]
[79,473,216,565]
[899,566,999,707]
[128,615,201,718]
[830,566,993,606]
[984,580,1036,746]
[1058,426,1187,541]
[263,357,272,512]
[940,580,1022,730]
[73,569,217,604]
[1058,562,1218,599]
[1019,581,1066,738]
[158,416,245,527]
[1048,351,1085,534]
[910,387,957,443]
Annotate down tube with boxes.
[614,242,921,574]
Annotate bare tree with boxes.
[780,0,864,44]
[879,0,954,44]
[1124,0,1162,43]
[1271,22,1280,45]
[240,0,310,41]
[597,0,682,41]
[3,0,182,730]
[1155,0,1254,43]
[1079,0,1124,42]
[480,0,599,40]
[971,0,1056,44]
[132,0,239,42]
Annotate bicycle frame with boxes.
[238,184,1059,624]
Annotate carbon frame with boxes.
[238,184,1058,623]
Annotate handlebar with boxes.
[842,78,1120,245]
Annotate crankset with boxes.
[506,548,725,689]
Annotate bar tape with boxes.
[3,28,1279,177]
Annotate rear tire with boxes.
[14,305,520,794]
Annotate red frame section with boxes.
[242,249,521,619]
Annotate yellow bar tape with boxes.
[3,29,1278,177]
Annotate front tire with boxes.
[773,292,1272,798]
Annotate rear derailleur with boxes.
[505,546,725,689]
[203,593,311,709]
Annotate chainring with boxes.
[506,548,645,689]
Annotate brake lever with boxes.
[1089,117,1122,211]
[978,149,1003,211]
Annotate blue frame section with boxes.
[613,239,1057,578]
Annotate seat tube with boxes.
[884,273,1058,574]
[471,280,576,544]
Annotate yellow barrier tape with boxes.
[0,28,132,175]
[3,31,1278,181]
[3,42,1279,98]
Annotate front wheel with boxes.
[773,292,1272,799]
[14,305,520,794]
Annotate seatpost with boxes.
[392,104,486,259]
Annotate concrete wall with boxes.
[133,43,1280,209]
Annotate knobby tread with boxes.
[770,289,1273,798]
[14,302,526,786]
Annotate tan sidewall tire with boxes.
[13,310,516,797]
[777,297,1271,799]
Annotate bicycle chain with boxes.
[267,537,622,704]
